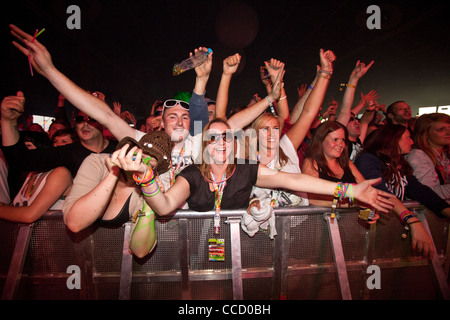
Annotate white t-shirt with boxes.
[14,170,65,210]
[251,134,308,207]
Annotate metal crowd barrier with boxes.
[0,201,449,300]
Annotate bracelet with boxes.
[334,182,343,199]
[336,182,355,203]
[141,175,157,187]
[279,95,287,101]
[265,96,276,116]
[400,210,412,220]
[400,210,416,224]
[342,183,354,204]
[141,184,160,197]
[318,69,333,76]
[340,83,357,89]
[318,74,331,80]
[133,166,155,185]
[331,182,343,218]
[403,214,417,223]
[318,70,332,79]
[331,182,355,217]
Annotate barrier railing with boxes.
[0,201,449,300]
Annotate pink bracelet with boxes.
[400,210,412,220]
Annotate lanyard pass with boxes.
[211,170,226,236]
[214,216,220,235]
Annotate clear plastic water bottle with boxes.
[173,48,212,76]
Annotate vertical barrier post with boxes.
[2,223,33,300]
[273,215,291,300]
[324,213,352,300]
[361,222,377,300]
[227,217,243,300]
[179,218,192,299]
[119,222,133,300]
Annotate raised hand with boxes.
[319,49,336,73]
[9,24,55,77]
[110,144,145,174]
[267,65,285,102]
[1,91,25,121]
[264,58,285,85]
[349,60,374,82]
[360,90,379,106]
[223,53,241,76]
[193,46,213,78]
[297,83,307,99]
[113,101,122,115]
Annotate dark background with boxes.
[1,0,449,121]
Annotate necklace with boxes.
[205,166,236,235]
[22,172,43,199]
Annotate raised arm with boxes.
[215,53,241,121]
[189,47,213,134]
[286,49,336,150]
[227,65,285,129]
[351,90,378,116]
[336,60,374,126]
[358,100,378,144]
[1,91,24,146]
[9,24,135,141]
[264,59,289,128]
[289,70,319,124]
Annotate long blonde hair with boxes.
[250,112,289,168]
[412,113,450,168]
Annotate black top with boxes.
[177,161,259,212]
[355,152,449,218]
[2,138,117,199]
[318,166,357,184]
[96,193,132,227]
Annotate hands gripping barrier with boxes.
[1,201,449,300]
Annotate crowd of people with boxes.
[1,24,449,260]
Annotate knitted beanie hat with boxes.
[116,131,172,175]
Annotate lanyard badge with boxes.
[211,170,226,235]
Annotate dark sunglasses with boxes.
[153,110,163,117]
[207,132,234,144]
[75,115,99,124]
[349,116,359,122]
[163,99,190,111]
